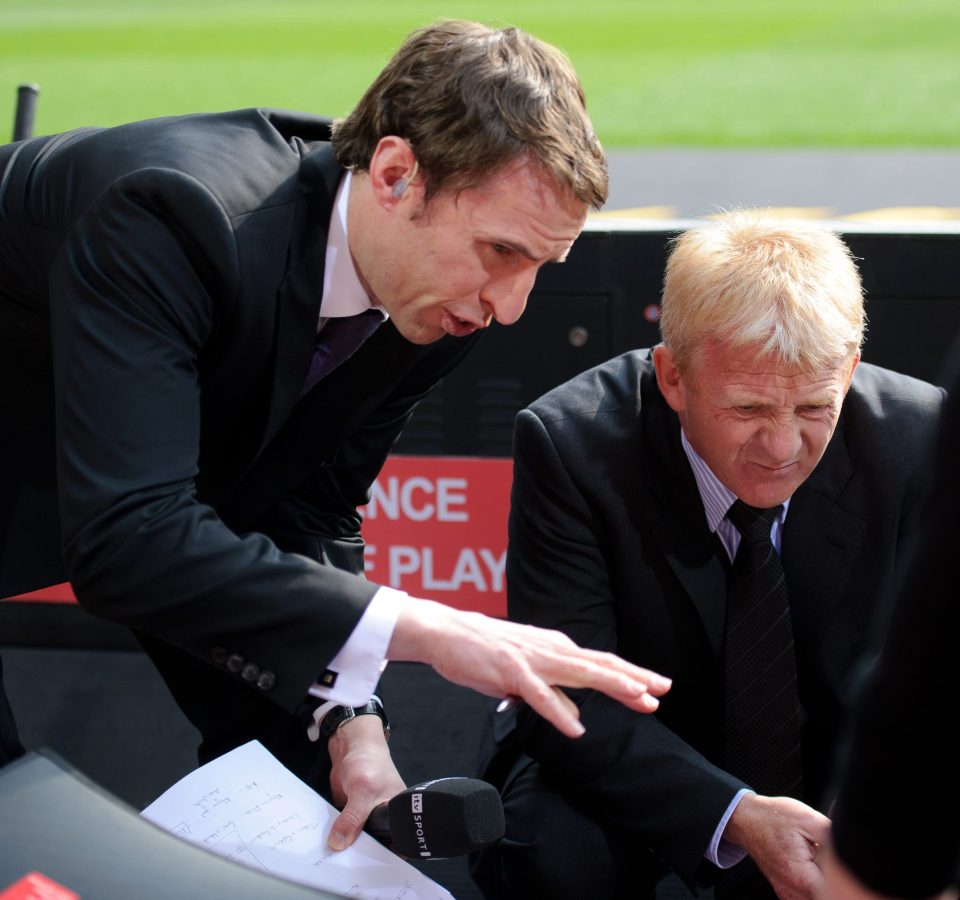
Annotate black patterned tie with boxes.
[717,500,803,900]
[301,309,383,397]
[723,499,802,796]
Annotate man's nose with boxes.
[756,418,802,462]
[480,268,537,326]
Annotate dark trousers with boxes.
[0,653,26,768]
[471,756,668,900]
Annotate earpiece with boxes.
[391,159,419,199]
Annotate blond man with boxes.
[475,211,944,899]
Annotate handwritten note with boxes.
[141,740,453,900]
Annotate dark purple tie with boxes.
[717,500,802,899]
[301,309,383,397]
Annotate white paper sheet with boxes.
[141,740,453,900]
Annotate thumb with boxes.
[327,804,367,851]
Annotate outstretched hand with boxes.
[388,598,671,738]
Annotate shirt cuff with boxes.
[306,585,407,707]
[707,788,754,868]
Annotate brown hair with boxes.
[332,19,608,208]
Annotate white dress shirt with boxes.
[301,172,409,727]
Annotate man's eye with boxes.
[491,243,512,256]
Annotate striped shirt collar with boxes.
[679,428,790,560]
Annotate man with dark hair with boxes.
[0,19,669,850]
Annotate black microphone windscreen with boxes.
[386,777,504,859]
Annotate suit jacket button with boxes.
[211,647,229,666]
[241,663,260,682]
[226,654,244,673]
[256,671,276,691]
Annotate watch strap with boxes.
[317,698,390,743]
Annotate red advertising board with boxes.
[2,456,512,618]
[360,456,511,617]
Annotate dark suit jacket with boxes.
[831,341,960,896]
[491,348,943,886]
[0,109,480,772]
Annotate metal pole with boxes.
[12,83,40,142]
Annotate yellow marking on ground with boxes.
[706,206,833,220]
[590,206,677,219]
[591,206,960,224]
[839,207,960,222]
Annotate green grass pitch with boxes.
[2,0,959,147]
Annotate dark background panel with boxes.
[845,232,960,386]
[394,225,960,457]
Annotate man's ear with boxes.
[368,136,420,208]
[842,351,861,393]
[652,343,687,413]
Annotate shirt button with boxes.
[226,654,244,673]
[211,647,228,666]
[256,671,276,691]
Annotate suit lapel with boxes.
[781,409,865,620]
[638,362,729,656]
[260,144,343,454]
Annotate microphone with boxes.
[365,777,505,859]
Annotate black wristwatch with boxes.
[318,698,390,743]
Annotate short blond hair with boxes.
[660,210,866,373]
[332,19,607,209]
